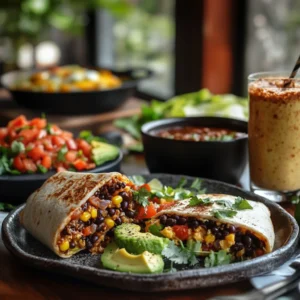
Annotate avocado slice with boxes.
[101,242,164,274]
[114,224,169,255]
[91,141,119,166]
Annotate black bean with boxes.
[91,235,99,243]
[201,224,207,230]
[86,239,93,249]
[215,232,223,240]
[214,240,221,251]
[173,215,180,221]
[245,248,254,257]
[121,200,129,210]
[126,211,135,218]
[115,217,122,225]
[85,220,92,226]
[115,183,120,190]
[82,203,88,211]
[61,228,68,236]
[108,186,115,194]
[100,194,105,199]
[108,208,116,216]
[95,216,104,225]
[70,241,76,249]
[222,230,229,238]
[190,220,199,229]
[178,217,187,225]
[166,218,177,226]
[97,223,105,232]
[235,235,241,243]
[242,236,252,247]
[206,220,215,229]
[106,229,115,237]
[160,215,167,225]
[231,242,243,252]
[228,225,236,233]
[121,182,126,188]
[211,227,219,235]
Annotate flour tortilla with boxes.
[20,171,130,258]
[154,194,275,252]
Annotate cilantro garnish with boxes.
[162,241,199,266]
[0,202,15,212]
[204,250,232,267]
[132,187,151,207]
[189,196,212,206]
[233,196,253,210]
[176,177,187,188]
[190,178,202,191]
[46,123,54,135]
[129,175,146,186]
[57,145,68,162]
[79,130,105,143]
[37,164,48,174]
[213,209,237,219]
[11,140,25,154]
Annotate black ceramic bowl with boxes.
[141,117,248,184]
[0,68,152,115]
[0,151,123,204]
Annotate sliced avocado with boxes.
[101,242,164,274]
[91,141,119,166]
[114,223,169,255]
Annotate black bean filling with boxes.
[159,214,266,259]
[58,178,134,254]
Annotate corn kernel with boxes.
[204,234,215,244]
[112,195,123,207]
[59,240,70,252]
[160,227,175,239]
[105,218,115,229]
[80,211,91,222]
[225,233,235,244]
[91,208,98,219]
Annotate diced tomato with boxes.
[255,249,264,257]
[0,128,8,141]
[18,128,39,144]
[23,158,37,172]
[41,155,52,169]
[73,159,88,171]
[65,151,77,163]
[71,208,82,220]
[157,201,175,212]
[66,138,77,150]
[50,124,62,135]
[138,184,151,192]
[30,118,46,129]
[61,131,73,140]
[82,226,93,236]
[57,166,66,172]
[136,202,157,220]
[8,115,27,128]
[86,163,96,169]
[52,136,65,147]
[173,225,189,241]
[77,139,91,157]
[151,197,161,204]
[13,156,26,172]
[27,146,45,161]
[42,138,54,151]
[37,129,47,139]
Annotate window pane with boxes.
[96,0,175,99]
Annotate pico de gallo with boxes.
[0,115,119,175]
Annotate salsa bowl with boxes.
[141,117,248,184]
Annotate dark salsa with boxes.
[155,126,247,142]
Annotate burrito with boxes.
[20,171,136,258]
[147,194,275,260]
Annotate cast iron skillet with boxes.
[142,117,248,184]
[0,68,152,115]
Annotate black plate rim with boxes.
[0,151,123,182]
[2,173,299,292]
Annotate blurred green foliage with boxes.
[0,0,133,44]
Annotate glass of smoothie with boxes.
[248,72,300,202]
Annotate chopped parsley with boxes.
[11,140,25,154]
[204,250,232,267]
[57,145,68,162]
[190,178,202,190]
[0,202,15,211]
[189,196,212,206]
[79,130,104,143]
[37,164,48,174]
[176,177,187,188]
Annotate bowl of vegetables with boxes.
[1,65,152,114]
[0,115,122,203]
[141,117,248,184]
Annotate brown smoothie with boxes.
[248,78,300,191]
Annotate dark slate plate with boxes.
[2,174,299,292]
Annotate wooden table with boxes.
[0,91,291,299]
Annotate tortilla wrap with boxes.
[154,194,275,252]
[20,171,131,258]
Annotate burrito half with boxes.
[147,194,275,260]
[20,171,136,258]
